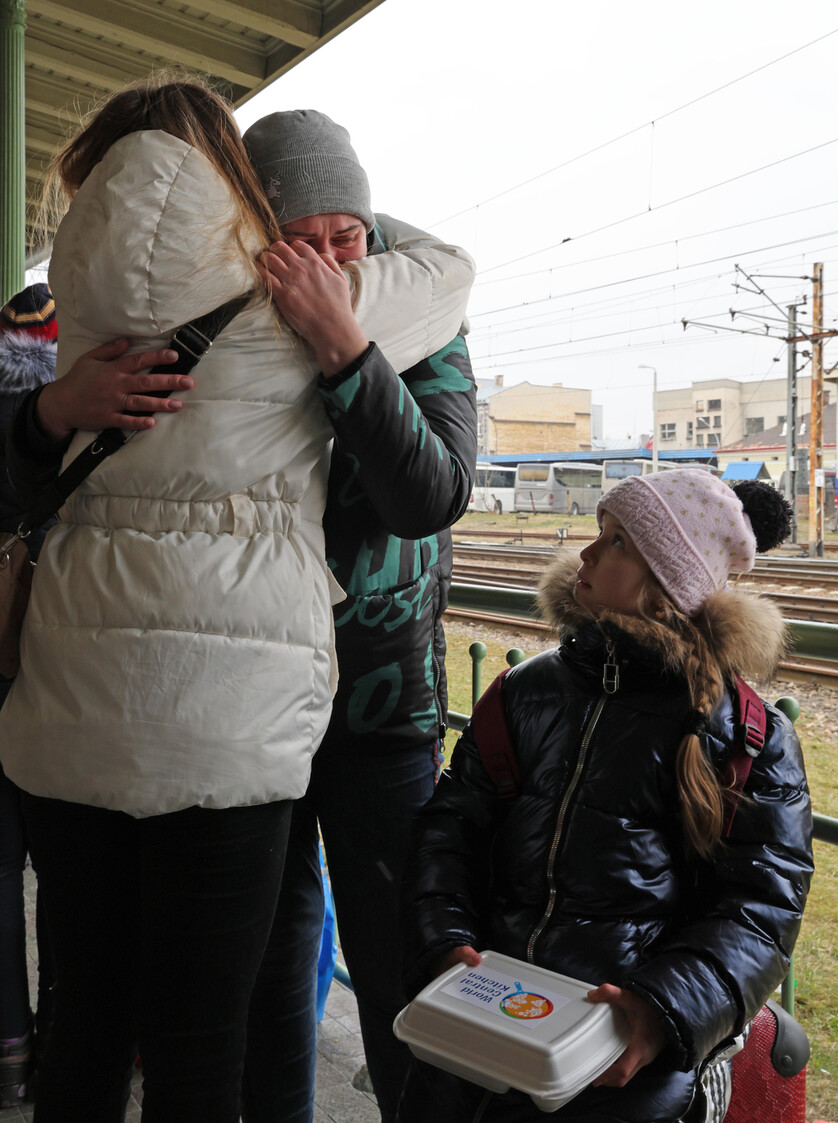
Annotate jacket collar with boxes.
[538,553,786,686]
[0,332,56,393]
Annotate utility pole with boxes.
[786,304,799,544]
[810,263,824,558]
[683,264,836,542]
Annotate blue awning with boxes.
[721,461,768,481]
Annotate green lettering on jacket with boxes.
[343,536,403,597]
[413,337,473,396]
[386,572,431,632]
[346,662,403,734]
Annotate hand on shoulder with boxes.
[36,340,186,440]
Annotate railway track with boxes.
[453,525,838,555]
[444,605,838,686]
[448,544,838,685]
[452,545,838,623]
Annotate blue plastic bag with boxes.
[316,843,338,1021]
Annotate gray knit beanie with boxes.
[243,110,374,231]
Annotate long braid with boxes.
[675,619,726,858]
[638,587,728,858]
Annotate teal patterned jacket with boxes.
[317,222,477,756]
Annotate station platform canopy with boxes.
[16,0,385,267]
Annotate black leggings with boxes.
[23,793,292,1123]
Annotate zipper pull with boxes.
[602,639,620,694]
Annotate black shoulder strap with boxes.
[722,674,767,837]
[19,292,251,534]
[470,669,519,799]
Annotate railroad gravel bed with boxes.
[444,617,838,728]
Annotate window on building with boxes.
[713,415,721,428]
[695,400,705,411]
[706,433,720,447]
[696,434,704,447]
[708,398,721,411]
[686,421,693,440]
[745,417,764,435]
[660,423,676,440]
[696,416,710,429]
[777,415,786,426]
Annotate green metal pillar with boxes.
[0,0,26,305]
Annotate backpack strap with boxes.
[470,670,519,799]
[722,675,767,837]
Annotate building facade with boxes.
[655,375,827,450]
[474,376,592,456]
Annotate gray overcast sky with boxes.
[238,0,838,443]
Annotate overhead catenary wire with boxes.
[467,228,838,324]
[431,27,838,228]
[471,199,838,290]
[445,29,837,438]
[466,289,825,344]
[476,137,838,278]
[466,273,838,358]
[472,328,749,370]
[468,273,836,363]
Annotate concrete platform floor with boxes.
[0,868,378,1122]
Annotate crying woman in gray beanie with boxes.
[240,108,478,1123]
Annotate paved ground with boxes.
[1,868,379,1122]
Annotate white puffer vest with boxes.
[0,130,474,817]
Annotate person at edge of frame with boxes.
[0,284,58,1107]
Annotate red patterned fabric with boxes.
[726,1005,807,1123]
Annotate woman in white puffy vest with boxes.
[0,78,473,1122]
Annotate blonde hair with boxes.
[40,74,281,288]
[636,583,729,860]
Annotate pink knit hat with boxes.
[597,469,756,616]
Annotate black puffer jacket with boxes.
[316,220,477,756]
[401,556,813,1122]
[318,333,476,756]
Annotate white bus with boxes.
[514,462,602,515]
[600,458,709,493]
[469,463,517,514]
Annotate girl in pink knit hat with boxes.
[397,470,813,1123]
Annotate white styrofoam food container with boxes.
[393,951,631,1113]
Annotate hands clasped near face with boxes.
[260,240,369,377]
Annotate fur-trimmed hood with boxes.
[537,552,786,686]
[0,331,57,393]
